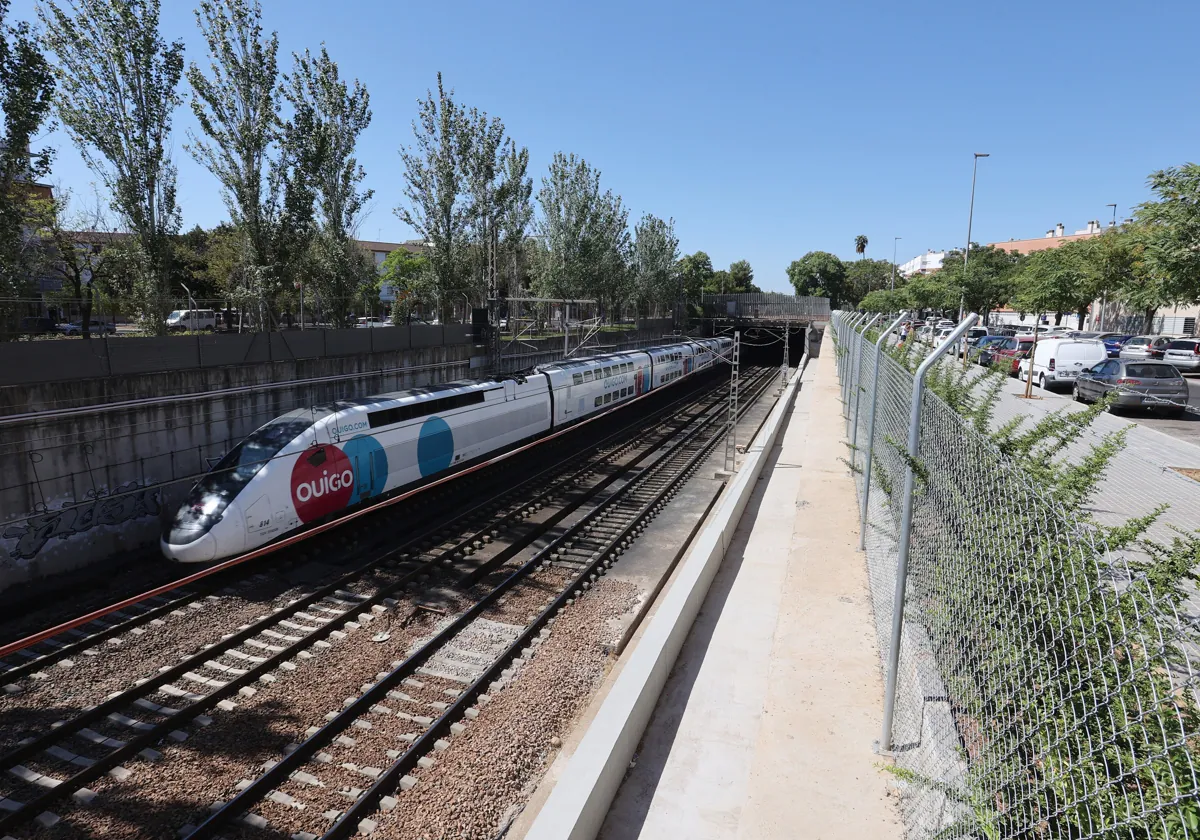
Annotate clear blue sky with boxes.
[12,0,1200,292]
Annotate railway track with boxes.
[0,368,729,679]
[0,367,774,837]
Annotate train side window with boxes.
[584,370,594,382]
[604,392,612,404]
[594,395,603,407]
[604,366,613,377]
[573,373,583,385]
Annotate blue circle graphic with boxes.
[417,416,454,477]
[341,435,388,503]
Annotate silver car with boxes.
[1162,339,1200,372]
[1118,335,1172,361]
[1073,359,1190,415]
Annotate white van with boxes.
[1020,338,1108,391]
[166,309,217,331]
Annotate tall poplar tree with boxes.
[41,0,184,332]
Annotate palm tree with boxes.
[855,234,868,260]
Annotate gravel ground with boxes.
[0,576,328,754]
[372,577,639,840]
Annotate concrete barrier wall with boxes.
[0,343,479,592]
[0,325,477,387]
[524,356,807,840]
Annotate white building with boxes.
[898,250,945,277]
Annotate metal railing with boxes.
[832,310,1200,840]
[701,292,830,320]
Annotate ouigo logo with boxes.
[290,444,354,522]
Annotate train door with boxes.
[635,367,644,395]
[244,494,272,535]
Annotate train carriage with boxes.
[163,337,731,564]
[540,351,651,427]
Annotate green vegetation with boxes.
[0,0,748,338]
[850,317,1200,838]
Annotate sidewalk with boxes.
[597,352,901,839]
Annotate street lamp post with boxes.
[891,237,902,291]
[959,153,989,363]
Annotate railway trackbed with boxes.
[0,367,776,838]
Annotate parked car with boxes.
[1101,334,1134,357]
[56,321,116,337]
[965,326,991,345]
[18,316,58,336]
[1074,359,1190,416]
[166,308,217,331]
[990,335,1038,376]
[1018,338,1108,391]
[1162,338,1200,372]
[972,335,1011,366]
[1119,335,1173,361]
[355,316,392,328]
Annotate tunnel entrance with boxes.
[726,324,807,368]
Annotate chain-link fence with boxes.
[832,311,1200,840]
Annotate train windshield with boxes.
[165,412,313,545]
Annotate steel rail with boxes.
[0,369,728,662]
[188,368,777,839]
[0,372,746,832]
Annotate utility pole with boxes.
[961,152,989,363]
[780,323,789,393]
[891,237,901,291]
[725,331,741,474]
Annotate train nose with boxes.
[160,530,217,563]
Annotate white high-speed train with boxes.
[162,337,733,563]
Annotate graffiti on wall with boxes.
[2,482,161,561]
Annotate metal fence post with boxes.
[841,313,865,415]
[849,313,882,443]
[880,312,978,752]
[856,311,908,492]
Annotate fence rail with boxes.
[832,310,1199,840]
[701,293,830,320]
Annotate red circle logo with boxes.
[290,444,354,523]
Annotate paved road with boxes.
[1124,375,1200,444]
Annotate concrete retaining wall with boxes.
[0,324,471,389]
[0,343,478,591]
[523,355,807,840]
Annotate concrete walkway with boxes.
[598,353,902,840]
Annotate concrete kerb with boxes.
[523,354,808,840]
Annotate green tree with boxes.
[903,271,961,314]
[186,0,283,311]
[287,46,373,327]
[845,257,896,304]
[854,233,868,259]
[532,151,630,317]
[704,268,731,294]
[381,248,432,323]
[1011,245,1097,325]
[631,213,680,317]
[41,0,185,334]
[939,243,1021,322]
[498,140,532,297]
[787,251,847,305]
[859,287,907,313]
[396,73,470,320]
[1136,164,1200,324]
[677,250,713,306]
[0,0,55,330]
[728,259,758,292]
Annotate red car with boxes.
[990,335,1038,376]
